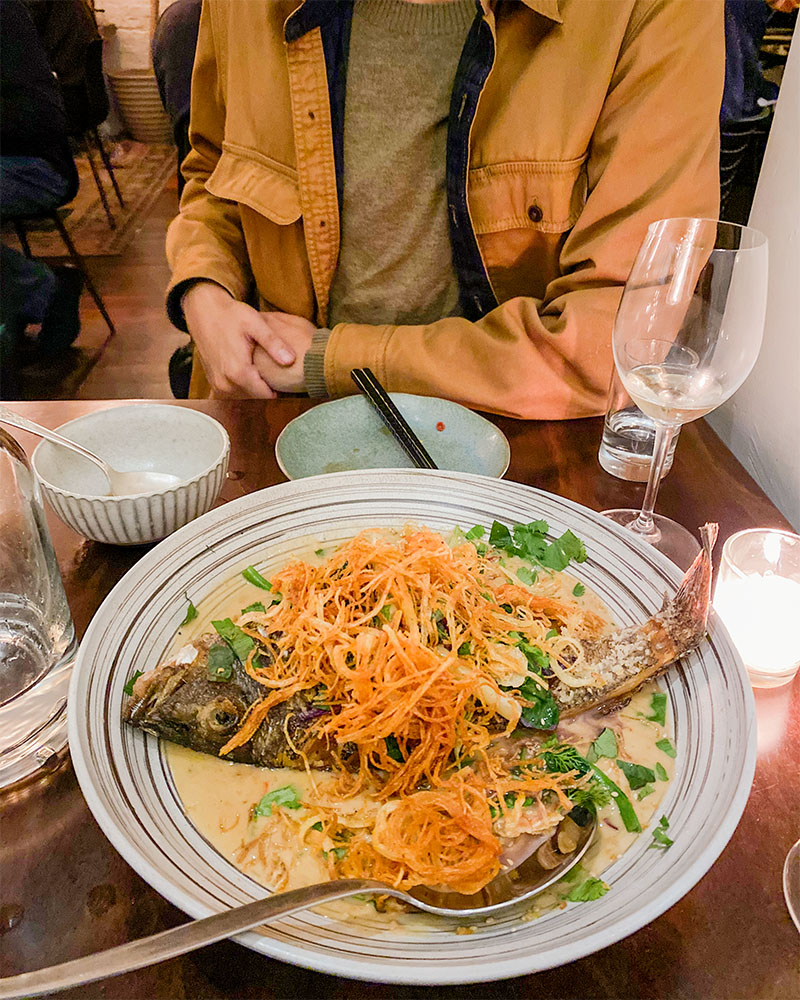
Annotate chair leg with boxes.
[50,212,115,339]
[92,127,125,209]
[81,133,116,230]
[13,222,32,258]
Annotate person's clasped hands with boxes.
[182,281,315,398]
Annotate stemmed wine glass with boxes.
[603,218,768,567]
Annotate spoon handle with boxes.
[0,405,111,480]
[0,879,386,999]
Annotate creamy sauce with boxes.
[165,531,675,931]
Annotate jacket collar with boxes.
[479,0,562,23]
[519,0,562,20]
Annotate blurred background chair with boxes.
[62,36,125,230]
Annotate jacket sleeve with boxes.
[164,1,253,331]
[323,0,724,419]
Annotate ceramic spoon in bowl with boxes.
[0,406,182,497]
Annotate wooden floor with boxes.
[18,176,186,400]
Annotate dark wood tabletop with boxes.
[1,399,798,999]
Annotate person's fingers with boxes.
[246,315,296,366]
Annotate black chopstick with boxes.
[350,368,438,470]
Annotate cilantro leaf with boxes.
[314,548,325,557]
[572,582,585,597]
[655,762,669,782]
[589,727,618,760]
[565,877,609,902]
[656,737,676,758]
[242,565,273,590]
[465,525,485,540]
[516,675,559,730]
[212,618,255,663]
[180,599,198,626]
[617,760,656,790]
[240,601,266,615]
[253,785,302,818]
[637,784,655,800]
[207,642,235,681]
[123,670,143,697]
[516,566,538,586]
[489,520,514,549]
[457,642,472,656]
[646,692,667,725]
[649,815,674,850]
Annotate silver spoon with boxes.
[0,406,182,496]
[0,817,594,998]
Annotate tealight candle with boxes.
[713,529,800,688]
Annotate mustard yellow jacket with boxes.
[166,0,723,418]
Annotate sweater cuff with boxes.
[304,328,332,398]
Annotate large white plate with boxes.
[68,471,755,985]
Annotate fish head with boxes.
[125,658,263,759]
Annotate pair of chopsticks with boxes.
[350,368,438,470]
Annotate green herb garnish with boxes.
[637,784,655,800]
[655,737,676,758]
[649,815,674,850]
[488,520,587,572]
[253,785,302,818]
[588,727,617,761]
[541,740,641,833]
[572,582,585,597]
[655,762,669,782]
[465,525,485,540]
[180,599,198,626]
[565,877,609,902]
[617,760,656,791]
[516,566,538,586]
[457,642,472,656]
[123,670,143,696]
[314,548,325,557]
[311,821,323,832]
[646,692,667,725]
[207,642,235,681]
[212,618,255,663]
[240,601,266,615]
[242,565,273,590]
[385,735,404,763]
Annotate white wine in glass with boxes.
[603,218,768,567]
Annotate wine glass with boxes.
[603,218,768,567]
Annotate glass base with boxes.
[0,639,76,789]
[602,509,701,570]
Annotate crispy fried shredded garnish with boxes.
[216,527,600,892]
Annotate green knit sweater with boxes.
[304,0,474,398]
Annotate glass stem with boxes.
[631,421,676,537]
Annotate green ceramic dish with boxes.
[275,394,510,480]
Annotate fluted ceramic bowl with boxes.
[32,404,230,546]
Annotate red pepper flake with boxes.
[436,421,446,432]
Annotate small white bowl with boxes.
[32,404,230,545]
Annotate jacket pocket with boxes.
[467,155,588,236]
[467,156,588,302]
[206,142,302,224]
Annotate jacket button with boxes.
[527,203,543,223]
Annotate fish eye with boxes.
[197,698,241,734]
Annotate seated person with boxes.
[165,0,724,419]
[152,0,202,200]
[0,0,82,393]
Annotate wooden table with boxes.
[1,400,798,999]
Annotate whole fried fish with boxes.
[125,523,717,765]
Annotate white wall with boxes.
[97,0,176,72]
[707,33,800,530]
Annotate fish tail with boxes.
[659,522,718,640]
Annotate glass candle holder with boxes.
[713,528,800,688]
